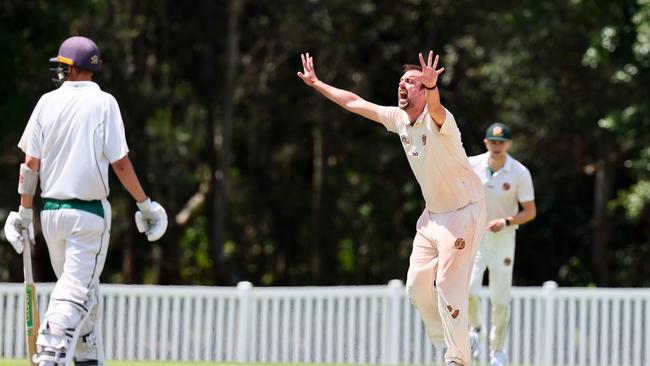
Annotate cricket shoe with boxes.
[490,350,507,366]
[469,331,480,359]
[445,333,480,366]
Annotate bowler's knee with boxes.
[406,282,433,309]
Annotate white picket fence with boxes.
[1,280,649,365]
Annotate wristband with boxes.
[505,218,511,226]
[136,197,152,211]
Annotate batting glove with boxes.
[3,206,35,254]
[135,198,168,242]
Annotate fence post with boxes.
[543,281,558,366]
[236,281,253,362]
[386,279,404,365]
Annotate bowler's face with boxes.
[398,70,424,110]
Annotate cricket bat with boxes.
[23,229,39,366]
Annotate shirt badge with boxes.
[400,134,410,145]
[502,182,511,191]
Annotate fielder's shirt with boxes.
[468,152,535,230]
[378,106,484,213]
[18,81,129,201]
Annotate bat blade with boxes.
[25,283,39,366]
[22,229,39,366]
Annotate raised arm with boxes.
[415,51,446,126]
[297,52,382,124]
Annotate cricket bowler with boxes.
[298,51,485,366]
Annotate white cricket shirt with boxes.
[468,152,535,230]
[378,106,484,213]
[18,81,129,200]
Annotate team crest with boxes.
[400,134,410,145]
[454,238,465,250]
[502,182,511,191]
[492,126,503,136]
[504,257,512,266]
[446,305,460,319]
[422,135,427,145]
[90,55,99,64]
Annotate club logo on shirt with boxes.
[422,134,427,145]
[446,304,460,319]
[400,134,410,145]
[504,257,512,266]
[454,238,465,250]
[502,182,511,191]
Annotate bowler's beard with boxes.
[398,97,409,110]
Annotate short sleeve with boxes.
[438,108,460,136]
[377,106,403,134]
[18,96,48,156]
[517,166,535,202]
[103,95,129,163]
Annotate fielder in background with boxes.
[467,123,536,366]
[298,51,485,366]
[3,36,168,366]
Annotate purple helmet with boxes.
[49,36,102,72]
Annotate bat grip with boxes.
[22,229,34,285]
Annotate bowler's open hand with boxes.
[415,51,445,89]
[297,52,320,86]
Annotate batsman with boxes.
[3,36,168,366]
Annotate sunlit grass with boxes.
[1,360,380,366]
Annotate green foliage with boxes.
[1,0,650,286]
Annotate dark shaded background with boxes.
[1,0,649,287]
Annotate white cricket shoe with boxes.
[445,333,479,366]
[490,350,507,366]
[469,331,480,359]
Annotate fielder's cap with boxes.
[49,36,102,72]
[485,122,512,141]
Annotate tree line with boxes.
[1,0,648,287]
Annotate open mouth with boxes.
[399,89,408,99]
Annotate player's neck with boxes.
[68,75,93,82]
[488,154,506,172]
[406,104,426,125]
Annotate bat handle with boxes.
[22,229,34,285]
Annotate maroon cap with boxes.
[49,36,102,72]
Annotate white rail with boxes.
[1,281,649,365]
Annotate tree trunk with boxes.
[212,0,242,284]
[592,139,615,285]
[310,122,323,283]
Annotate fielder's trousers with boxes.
[468,228,517,353]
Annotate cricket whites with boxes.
[23,229,39,366]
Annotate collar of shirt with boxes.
[481,152,513,176]
[61,81,100,90]
[407,107,428,127]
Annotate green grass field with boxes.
[1,361,371,366]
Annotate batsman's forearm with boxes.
[111,156,147,203]
[20,195,34,209]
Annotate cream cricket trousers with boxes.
[468,229,516,353]
[406,200,486,366]
[37,198,111,363]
